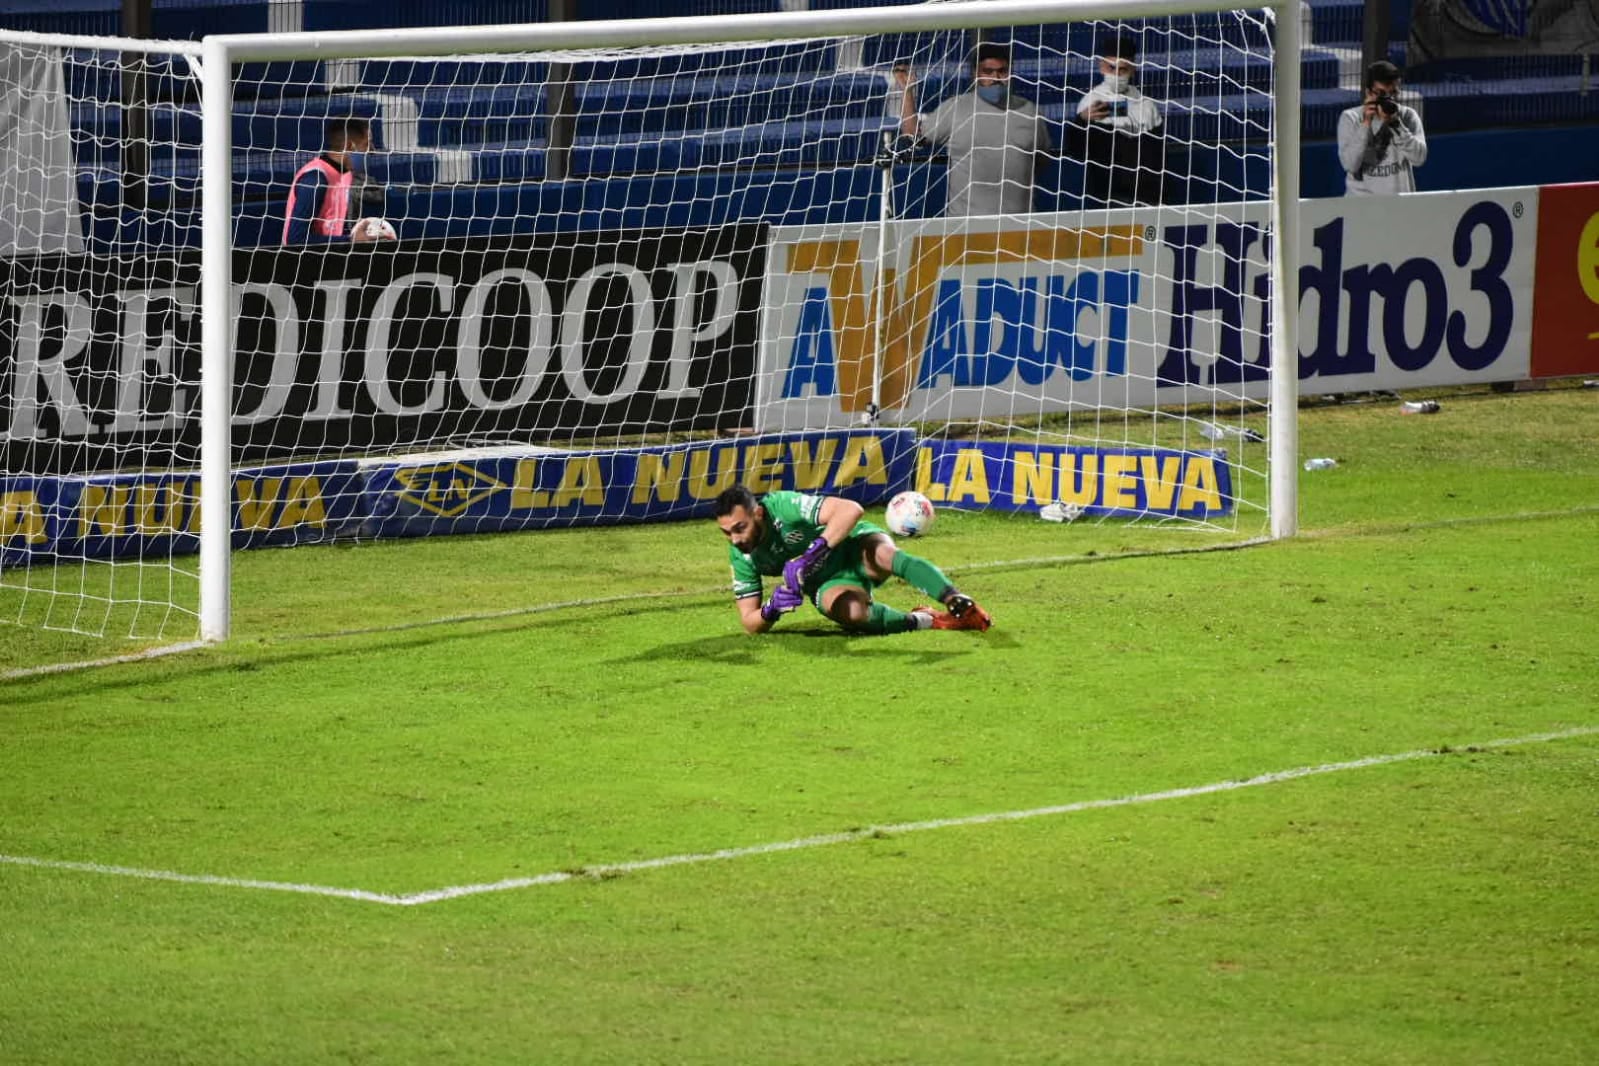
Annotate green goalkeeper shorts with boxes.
[809,522,889,609]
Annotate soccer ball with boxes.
[353,216,397,241]
[885,490,936,538]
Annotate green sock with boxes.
[864,603,925,635]
[891,550,955,602]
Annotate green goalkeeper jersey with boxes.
[727,491,884,600]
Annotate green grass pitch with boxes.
[2,386,1597,1063]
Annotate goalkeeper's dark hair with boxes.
[713,484,760,517]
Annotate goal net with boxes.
[1,35,206,646]
[0,0,1299,654]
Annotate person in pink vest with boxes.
[282,116,391,244]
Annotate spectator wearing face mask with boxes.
[1071,34,1169,207]
[896,42,1056,217]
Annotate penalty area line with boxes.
[0,854,404,905]
[4,725,1596,907]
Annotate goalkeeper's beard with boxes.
[732,516,766,553]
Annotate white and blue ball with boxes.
[885,490,936,538]
[352,216,397,241]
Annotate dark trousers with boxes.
[1070,123,1172,207]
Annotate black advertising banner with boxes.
[1410,0,1599,63]
[1,252,200,476]
[1,224,767,475]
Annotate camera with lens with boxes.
[1373,93,1400,118]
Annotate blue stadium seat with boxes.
[62,50,197,107]
[574,78,711,138]
[41,0,1598,253]
[857,30,971,70]
[1408,53,1586,81]
[75,143,446,211]
[571,134,698,179]
[1,0,266,39]
[576,42,836,84]
[352,59,550,95]
[571,71,893,138]
[236,87,541,152]
[1303,0,1367,48]
[1414,75,1599,132]
[410,84,548,148]
[467,140,549,183]
[305,0,549,32]
[1161,87,1357,143]
[696,116,898,170]
[993,14,1275,58]
[232,62,332,101]
[576,0,774,16]
[220,162,896,250]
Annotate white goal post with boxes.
[198,0,1302,640]
[1,0,1300,652]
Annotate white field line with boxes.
[0,641,212,682]
[3,725,1596,907]
[0,854,403,904]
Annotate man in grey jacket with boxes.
[1338,60,1428,195]
[897,43,1055,217]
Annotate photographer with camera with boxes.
[1338,60,1427,195]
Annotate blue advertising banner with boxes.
[2,433,915,563]
[913,440,1233,519]
[1,431,1226,564]
[363,429,919,538]
[1,460,364,566]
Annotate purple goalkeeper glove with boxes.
[782,537,832,595]
[760,582,805,624]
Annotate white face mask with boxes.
[1103,73,1131,93]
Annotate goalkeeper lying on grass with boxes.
[713,485,992,635]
